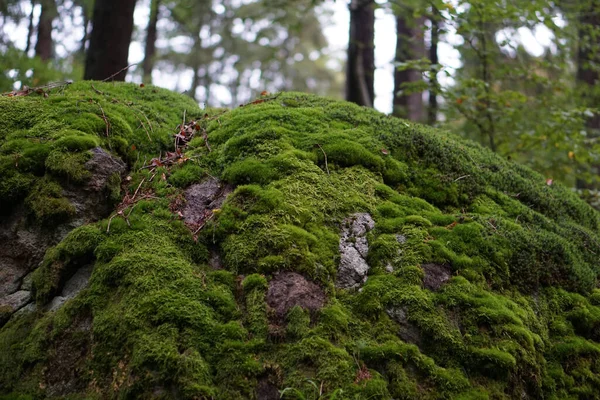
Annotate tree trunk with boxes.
[79,4,90,56]
[188,32,202,101]
[393,11,425,120]
[576,0,600,188]
[346,0,374,107]
[428,12,439,125]
[84,0,137,81]
[24,0,36,54]
[35,0,56,61]
[143,0,160,84]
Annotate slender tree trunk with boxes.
[428,12,440,125]
[393,11,425,120]
[35,0,56,61]
[346,0,374,107]
[188,32,202,101]
[24,0,36,54]
[84,0,137,81]
[143,0,160,83]
[79,4,90,55]
[576,0,600,188]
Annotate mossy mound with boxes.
[1,86,600,399]
[0,81,199,222]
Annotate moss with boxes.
[3,88,600,399]
[0,80,201,214]
[32,224,102,303]
[25,178,76,224]
[243,274,269,338]
[168,162,204,188]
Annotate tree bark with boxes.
[346,0,374,107]
[188,30,203,101]
[393,11,425,121]
[84,0,137,81]
[35,0,56,61]
[143,0,160,83]
[576,0,600,188]
[24,0,36,54]
[428,12,439,125]
[79,3,90,56]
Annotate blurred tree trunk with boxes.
[35,0,56,61]
[393,11,425,120]
[143,0,160,83]
[428,10,440,125]
[188,29,202,101]
[84,0,137,81]
[24,0,36,54]
[79,3,90,55]
[577,0,600,188]
[346,0,374,107]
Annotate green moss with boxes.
[3,88,600,399]
[168,162,204,188]
[32,224,102,303]
[25,178,75,224]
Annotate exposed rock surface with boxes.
[183,177,234,227]
[422,263,452,291]
[0,147,126,325]
[386,306,421,345]
[336,213,375,289]
[267,271,326,318]
[47,264,94,312]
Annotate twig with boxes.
[454,174,470,182]
[315,144,329,175]
[94,101,111,139]
[102,63,138,82]
[91,83,104,95]
[193,214,215,235]
[202,129,212,152]
[121,101,151,141]
[131,178,146,201]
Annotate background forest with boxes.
[1,0,600,205]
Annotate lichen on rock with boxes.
[337,212,375,289]
[1,85,600,399]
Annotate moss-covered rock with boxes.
[1,86,600,399]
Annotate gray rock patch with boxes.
[48,264,94,312]
[336,213,375,289]
[183,178,234,227]
[0,290,31,312]
[422,263,452,291]
[267,272,326,319]
[386,306,421,345]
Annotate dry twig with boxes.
[315,144,330,175]
[102,64,138,82]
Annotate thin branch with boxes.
[316,144,330,175]
[102,63,138,82]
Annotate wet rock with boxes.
[0,290,31,312]
[422,263,452,291]
[85,147,127,191]
[336,213,375,289]
[0,147,127,325]
[386,306,421,345]
[63,147,127,221]
[183,177,234,226]
[267,272,326,319]
[48,264,94,312]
